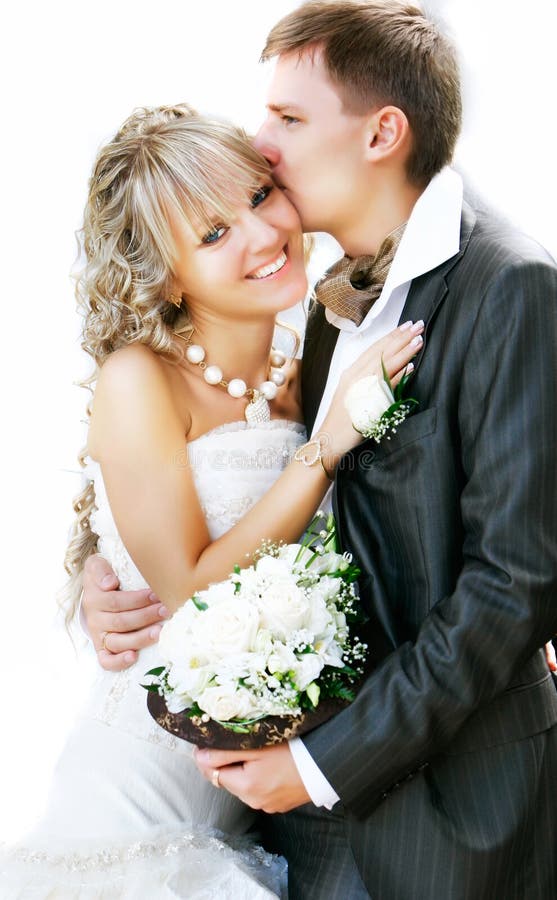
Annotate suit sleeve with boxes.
[301,256,557,815]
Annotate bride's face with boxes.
[169,182,307,322]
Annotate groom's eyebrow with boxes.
[267,102,304,114]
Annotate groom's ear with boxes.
[364,106,411,164]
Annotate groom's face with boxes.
[254,49,370,235]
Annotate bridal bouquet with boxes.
[145,514,368,748]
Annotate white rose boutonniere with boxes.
[344,363,418,443]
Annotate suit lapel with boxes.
[399,201,476,377]
[301,301,340,434]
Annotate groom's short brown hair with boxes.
[261,0,462,187]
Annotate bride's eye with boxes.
[201,224,228,245]
[251,185,273,208]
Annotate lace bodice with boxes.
[81,419,307,747]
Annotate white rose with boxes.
[258,580,311,640]
[158,602,202,663]
[201,579,237,607]
[344,374,394,433]
[197,685,257,721]
[255,555,292,579]
[190,596,260,660]
[304,594,334,638]
[291,653,324,690]
[277,543,315,570]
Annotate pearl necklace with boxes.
[184,336,288,424]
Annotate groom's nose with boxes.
[253,123,281,168]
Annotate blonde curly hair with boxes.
[62,103,272,624]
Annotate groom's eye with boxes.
[251,185,273,208]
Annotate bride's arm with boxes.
[87,323,421,614]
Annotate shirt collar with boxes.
[325,166,464,332]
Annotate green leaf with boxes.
[381,355,394,393]
[192,595,208,611]
[144,666,165,677]
[233,564,241,574]
[140,683,161,693]
[321,681,356,702]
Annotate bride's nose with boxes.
[242,209,281,256]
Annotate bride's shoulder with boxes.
[88,345,188,457]
[94,345,175,403]
[99,342,167,379]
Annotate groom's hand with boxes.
[193,745,310,813]
[82,555,169,671]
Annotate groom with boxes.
[83,2,557,897]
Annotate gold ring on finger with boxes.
[101,631,112,653]
[211,769,221,789]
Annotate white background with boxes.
[0,0,555,840]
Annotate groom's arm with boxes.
[299,254,557,815]
[82,555,168,671]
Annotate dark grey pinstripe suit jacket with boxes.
[270,201,557,899]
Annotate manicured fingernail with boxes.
[410,320,424,333]
[158,605,169,618]
[406,362,414,373]
[411,334,423,347]
[149,592,160,603]
[124,652,136,664]
[149,625,162,640]
[101,574,115,588]
[400,320,413,330]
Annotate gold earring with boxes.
[168,292,182,308]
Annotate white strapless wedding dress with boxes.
[0,420,306,899]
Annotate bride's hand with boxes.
[318,319,424,470]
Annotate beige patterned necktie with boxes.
[315,222,406,326]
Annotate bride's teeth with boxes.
[250,251,287,279]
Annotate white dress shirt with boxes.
[289,166,464,809]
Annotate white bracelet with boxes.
[294,436,334,480]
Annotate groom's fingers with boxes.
[194,747,261,773]
[545,641,557,672]
[100,623,165,654]
[97,648,139,672]
[197,745,311,813]
[99,600,169,636]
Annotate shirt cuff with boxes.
[289,736,340,810]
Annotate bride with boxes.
[0,103,421,897]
